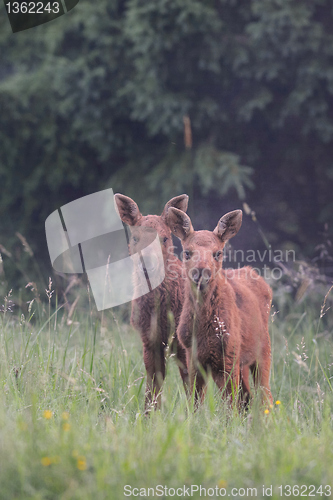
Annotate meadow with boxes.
[0,279,333,500]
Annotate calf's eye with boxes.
[184,250,191,260]
[163,236,168,244]
[132,236,139,244]
[214,250,222,261]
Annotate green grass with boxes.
[0,289,333,500]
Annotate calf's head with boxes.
[168,208,242,291]
[114,194,189,273]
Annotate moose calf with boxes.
[115,194,189,412]
[168,207,273,407]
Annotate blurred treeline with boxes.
[0,0,333,292]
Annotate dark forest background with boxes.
[0,0,333,297]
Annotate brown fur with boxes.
[114,194,189,411]
[168,207,273,408]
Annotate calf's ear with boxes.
[161,194,189,223]
[114,194,142,226]
[213,210,242,242]
[168,207,193,241]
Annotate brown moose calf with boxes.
[114,194,189,412]
[168,207,273,407]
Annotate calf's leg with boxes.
[143,342,166,412]
[175,340,190,395]
[250,358,273,406]
[186,349,206,406]
[240,365,251,408]
[213,364,241,406]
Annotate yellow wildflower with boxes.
[43,410,53,420]
[218,480,227,489]
[275,400,281,405]
[77,456,87,471]
[18,421,28,431]
[264,409,270,414]
[41,457,52,467]
[62,423,71,432]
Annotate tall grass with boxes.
[0,283,333,500]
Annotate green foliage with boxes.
[0,0,333,285]
[0,286,333,498]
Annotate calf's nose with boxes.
[190,267,212,285]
